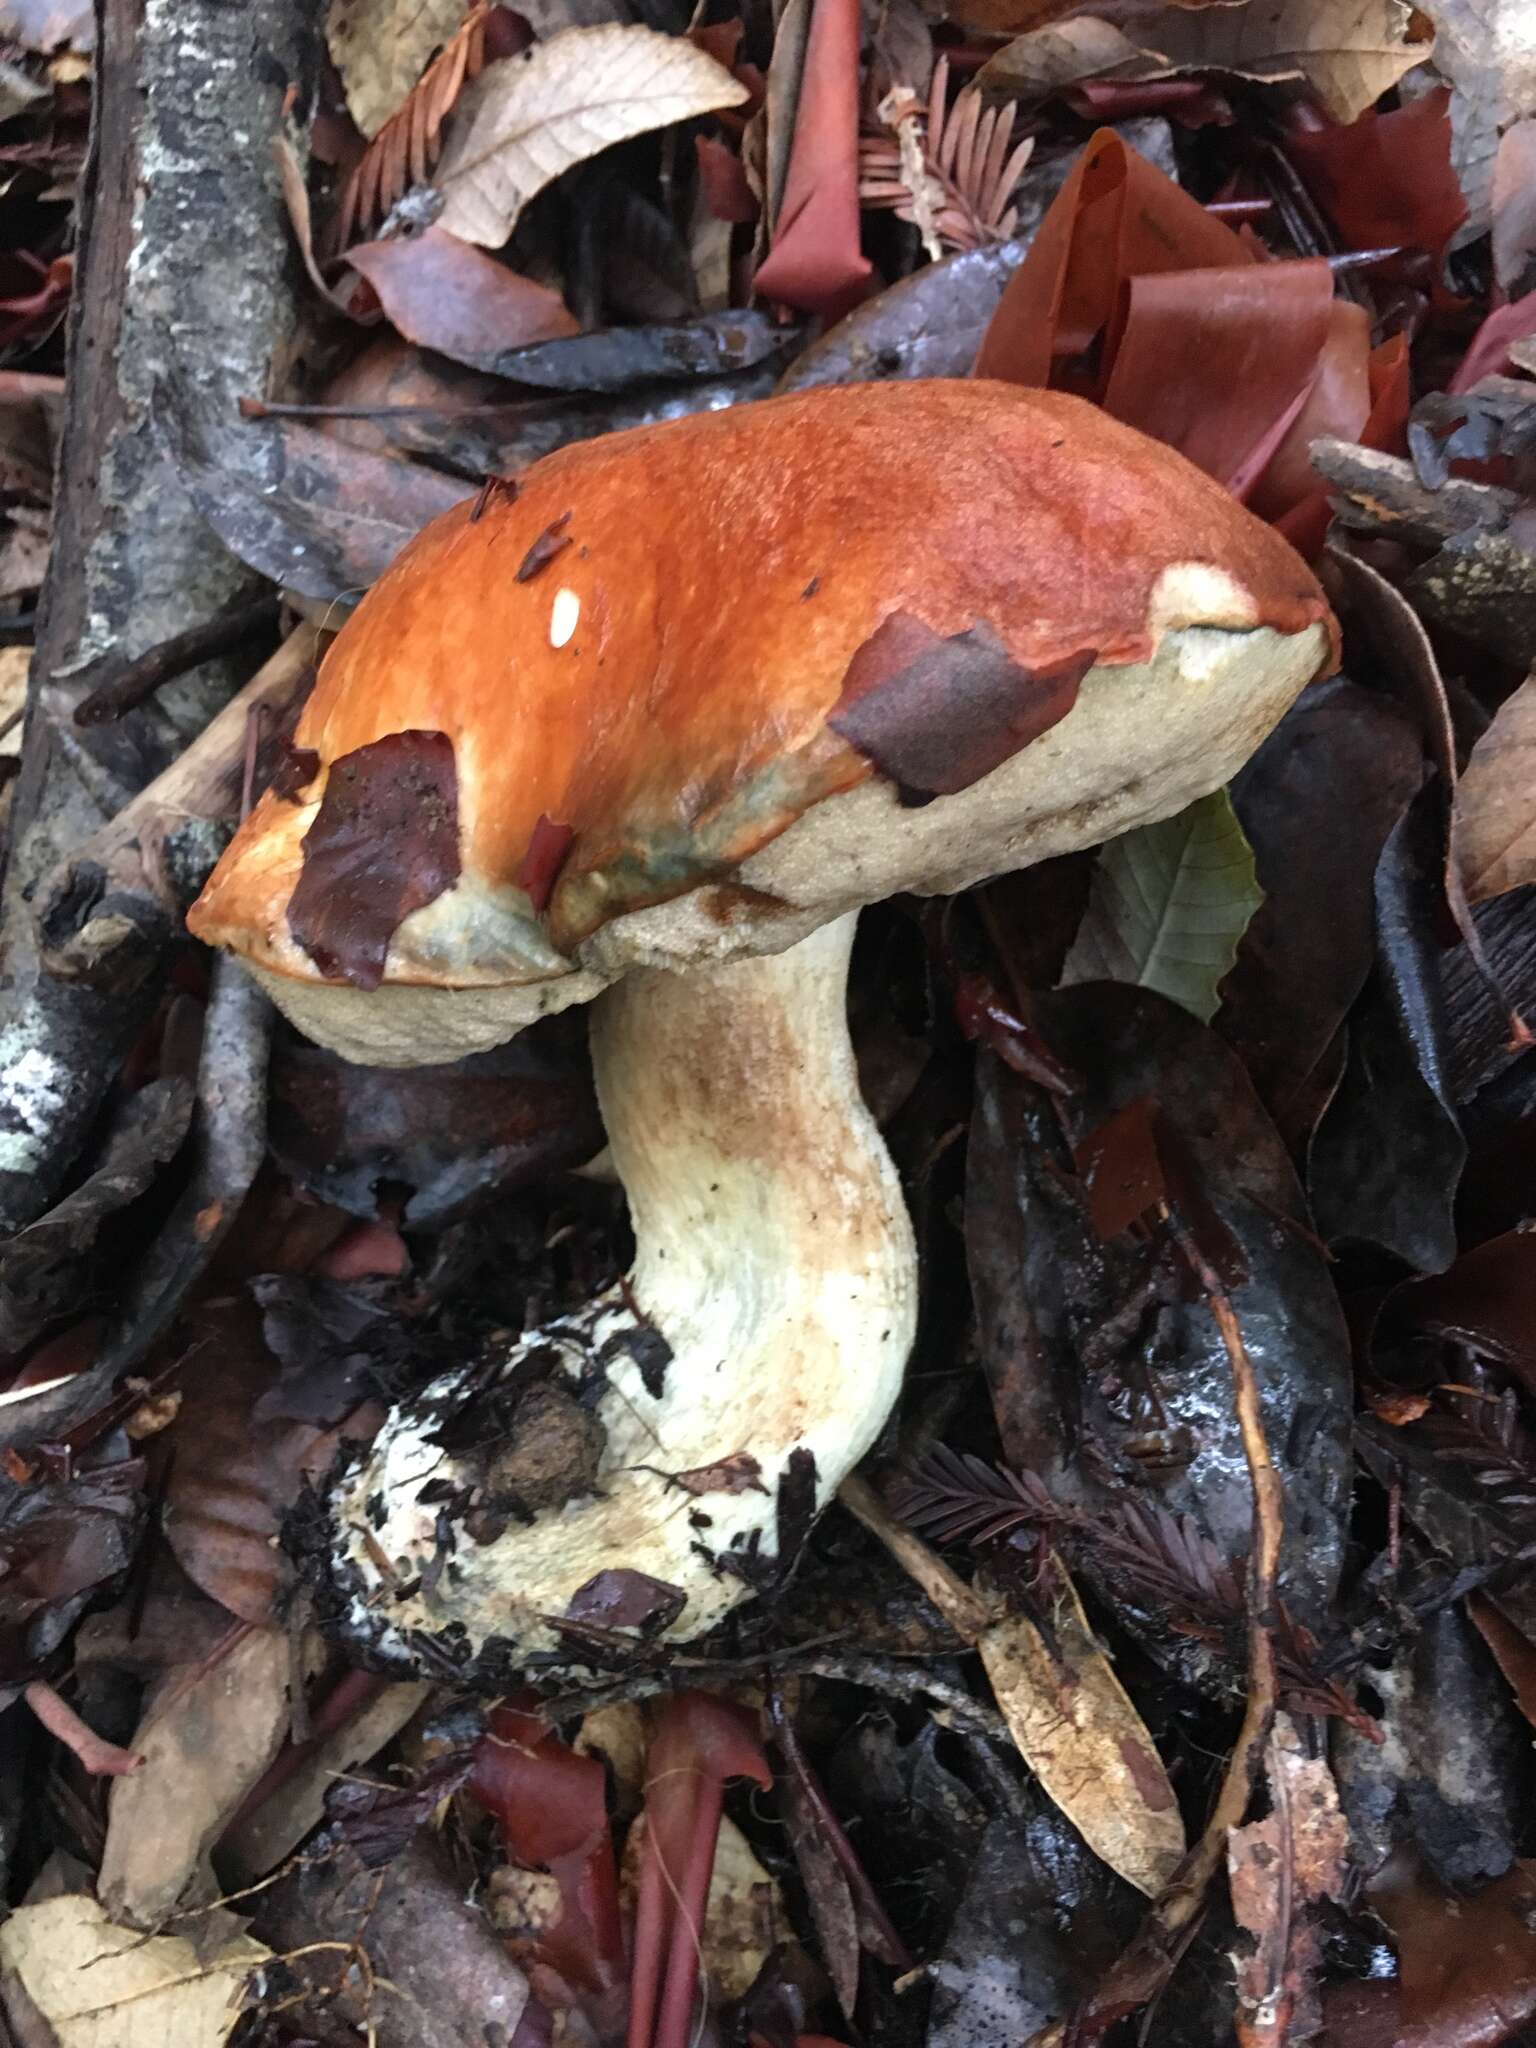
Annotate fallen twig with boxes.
[839,1473,1185,1898]
[1025,1225,1282,2046]
[0,625,317,1243]
[72,595,280,727]
[91,948,273,1378]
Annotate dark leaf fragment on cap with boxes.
[517,813,575,914]
[564,1566,686,1634]
[829,611,1093,805]
[271,742,321,802]
[288,730,460,990]
[515,512,573,582]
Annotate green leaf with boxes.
[1060,788,1262,1023]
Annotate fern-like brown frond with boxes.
[858,56,1034,256]
[336,4,494,253]
[895,1446,1376,1734]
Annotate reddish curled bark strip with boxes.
[24,1678,142,1777]
[629,1692,773,2048]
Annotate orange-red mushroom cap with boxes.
[189,380,1335,1049]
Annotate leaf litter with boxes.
[10,1,1536,2043]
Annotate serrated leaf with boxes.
[327,0,467,139]
[1061,788,1262,1023]
[434,24,748,247]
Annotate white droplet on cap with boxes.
[550,587,581,648]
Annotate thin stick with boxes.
[72,594,280,726]
[1027,1226,1283,2046]
[837,1473,992,1639]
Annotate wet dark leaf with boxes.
[326,1750,476,1869]
[1333,1604,1530,1892]
[1310,791,1469,1273]
[968,984,1353,1675]
[0,1452,146,1685]
[1356,1399,1536,1639]
[777,238,1028,391]
[314,336,784,484]
[830,613,1090,804]
[563,1568,685,1634]
[164,388,471,602]
[287,730,460,990]
[927,1801,1141,2048]
[823,1718,985,1957]
[1216,676,1425,1141]
[248,1272,410,1426]
[493,309,800,391]
[267,1020,602,1226]
[0,1077,194,1354]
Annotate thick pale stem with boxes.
[328,914,917,1675]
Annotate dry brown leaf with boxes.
[1227,1717,1350,2046]
[327,0,468,138]
[345,225,578,365]
[1419,0,1536,240]
[1455,667,1536,902]
[337,4,500,249]
[0,1893,269,2048]
[434,24,748,247]
[99,1626,294,1927]
[221,1678,432,1884]
[977,1566,1186,1897]
[839,1475,1184,1898]
[974,16,1159,98]
[983,0,1425,126]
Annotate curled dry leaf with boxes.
[1417,0,1536,240]
[979,1,1425,127]
[0,1893,270,2048]
[98,1625,293,1928]
[434,25,748,248]
[327,0,469,138]
[344,226,578,374]
[753,0,871,318]
[336,3,518,250]
[1455,668,1536,904]
[1060,788,1264,1025]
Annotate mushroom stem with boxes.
[328,913,916,1674]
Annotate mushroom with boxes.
[189,380,1336,1680]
